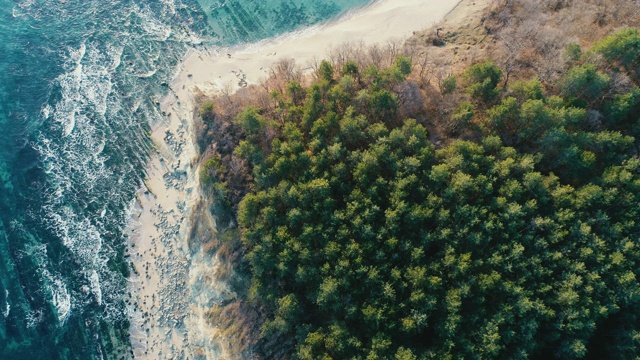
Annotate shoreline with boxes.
[126,0,469,358]
[176,0,464,95]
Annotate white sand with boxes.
[178,0,463,94]
[127,0,465,359]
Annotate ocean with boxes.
[0,0,369,358]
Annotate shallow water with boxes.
[0,0,369,358]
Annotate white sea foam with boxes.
[54,41,85,137]
[88,270,102,306]
[159,0,177,16]
[24,308,43,329]
[51,277,71,324]
[51,40,126,139]
[28,245,73,324]
[28,0,198,339]
[136,5,173,41]
[47,207,103,268]
[135,69,158,79]
[22,241,73,325]
[110,45,124,72]
[12,7,24,18]
[15,0,35,16]
[36,37,130,325]
[3,290,10,318]
[41,103,52,120]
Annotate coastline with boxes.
[126,0,468,358]
[175,0,464,95]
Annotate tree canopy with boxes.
[203,28,640,359]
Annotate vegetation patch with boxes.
[196,6,640,358]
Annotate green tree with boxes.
[286,80,306,106]
[393,56,412,77]
[317,60,335,82]
[234,106,268,138]
[342,60,359,78]
[463,60,503,102]
[441,74,457,95]
[559,64,610,107]
[566,43,583,62]
[510,77,545,102]
[220,43,640,360]
[592,27,640,79]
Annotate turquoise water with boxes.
[0,0,369,358]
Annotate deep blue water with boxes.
[0,0,369,358]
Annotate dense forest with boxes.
[198,23,640,359]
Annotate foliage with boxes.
[200,155,224,185]
[559,64,610,107]
[234,106,269,138]
[510,78,545,102]
[201,29,640,359]
[225,50,640,359]
[342,61,360,78]
[441,75,457,95]
[394,56,413,77]
[451,101,474,125]
[200,101,216,121]
[463,60,503,102]
[566,43,583,62]
[318,60,335,82]
[591,27,640,79]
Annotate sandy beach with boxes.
[177,0,465,94]
[126,0,468,358]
